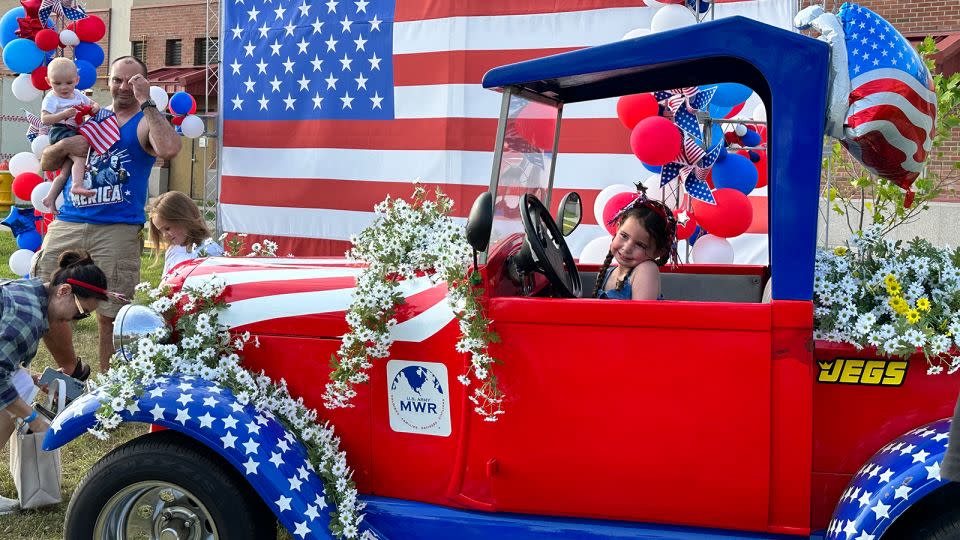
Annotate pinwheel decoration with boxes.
[660,133,723,205]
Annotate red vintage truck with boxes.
[46,15,959,540]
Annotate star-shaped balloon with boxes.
[20,0,41,18]
[15,16,43,39]
[1,206,41,237]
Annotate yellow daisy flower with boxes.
[906,309,921,324]
[834,246,848,256]
[917,298,931,312]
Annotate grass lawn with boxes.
[0,220,295,539]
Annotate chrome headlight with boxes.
[113,304,169,359]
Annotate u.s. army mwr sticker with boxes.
[817,359,908,386]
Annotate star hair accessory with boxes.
[67,278,129,303]
[605,186,681,266]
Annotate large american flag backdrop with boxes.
[220,0,795,257]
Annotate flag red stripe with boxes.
[224,232,353,258]
[850,78,937,118]
[222,117,631,153]
[846,104,931,162]
[844,132,915,182]
[394,48,581,86]
[221,176,606,225]
[394,0,650,22]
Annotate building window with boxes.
[132,41,146,63]
[165,39,182,66]
[194,37,218,65]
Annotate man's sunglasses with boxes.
[73,294,90,320]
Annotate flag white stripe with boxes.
[848,119,926,172]
[392,1,795,55]
[220,276,437,327]
[394,85,619,119]
[847,91,934,150]
[849,67,937,104]
[195,257,355,268]
[183,267,362,289]
[389,300,455,342]
[221,147,648,188]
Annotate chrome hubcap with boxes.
[93,481,217,540]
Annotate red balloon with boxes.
[691,188,753,239]
[20,0,41,19]
[34,28,59,51]
[630,116,681,166]
[30,66,49,91]
[616,93,658,130]
[676,216,698,240]
[188,95,197,115]
[12,172,43,200]
[601,192,641,235]
[171,115,185,126]
[73,16,106,43]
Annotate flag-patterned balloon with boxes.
[837,3,936,200]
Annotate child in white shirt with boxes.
[148,191,224,277]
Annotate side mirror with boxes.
[557,192,582,237]
[466,191,493,252]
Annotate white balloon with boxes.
[9,151,40,177]
[9,249,35,276]
[30,134,50,157]
[593,184,633,226]
[180,114,205,138]
[30,182,52,213]
[651,4,697,32]
[691,235,734,264]
[621,27,651,40]
[644,0,669,8]
[11,74,42,102]
[578,235,613,264]
[150,86,169,111]
[752,103,766,122]
[59,29,79,46]
[734,124,748,137]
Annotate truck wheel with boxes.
[65,430,276,540]
[882,482,960,539]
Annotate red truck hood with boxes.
[167,257,452,339]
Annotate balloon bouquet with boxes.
[580,0,769,265]
[0,0,206,275]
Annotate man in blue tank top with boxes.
[34,56,182,376]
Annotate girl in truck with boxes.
[148,191,224,277]
[592,193,677,301]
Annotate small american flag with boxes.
[78,109,120,155]
[838,4,937,199]
[23,110,48,142]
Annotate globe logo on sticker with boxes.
[389,365,447,433]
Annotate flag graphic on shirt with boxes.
[78,110,120,155]
[220,0,795,256]
[838,3,937,192]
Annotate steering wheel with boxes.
[519,193,582,298]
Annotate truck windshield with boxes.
[489,92,559,252]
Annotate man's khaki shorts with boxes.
[33,221,142,318]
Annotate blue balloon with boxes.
[711,152,758,195]
[741,129,761,148]
[74,42,105,67]
[2,38,45,74]
[685,0,710,14]
[76,59,97,90]
[169,91,194,115]
[16,230,42,251]
[0,7,24,47]
[707,102,732,119]
[1,206,39,237]
[641,161,662,174]
[711,83,753,108]
[688,226,704,246]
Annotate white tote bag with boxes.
[8,379,65,509]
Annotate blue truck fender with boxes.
[43,375,380,540]
[826,418,952,539]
